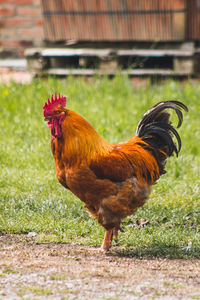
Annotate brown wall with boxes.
[0,0,43,57]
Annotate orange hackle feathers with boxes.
[61,110,113,167]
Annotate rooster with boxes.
[43,94,188,251]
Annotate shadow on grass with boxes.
[110,243,200,259]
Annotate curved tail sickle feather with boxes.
[136,101,188,157]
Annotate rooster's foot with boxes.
[101,225,124,251]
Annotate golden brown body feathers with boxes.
[52,110,162,230]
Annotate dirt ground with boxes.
[0,235,199,299]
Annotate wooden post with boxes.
[99,54,118,72]
[174,57,194,75]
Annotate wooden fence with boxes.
[187,0,200,40]
[41,0,187,42]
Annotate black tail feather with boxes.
[136,101,188,158]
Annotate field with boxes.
[0,77,200,298]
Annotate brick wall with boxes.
[0,0,44,57]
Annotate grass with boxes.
[18,285,53,296]
[0,76,200,258]
[50,274,67,280]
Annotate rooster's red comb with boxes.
[43,94,66,116]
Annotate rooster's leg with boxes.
[113,223,124,243]
[113,227,119,243]
[101,229,113,251]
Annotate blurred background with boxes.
[1,0,200,79]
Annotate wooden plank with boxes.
[25,48,194,58]
[174,57,194,74]
[99,57,118,71]
[117,49,193,57]
[0,59,27,70]
[42,48,113,57]
[25,48,44,56]
[47,68,191,76]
